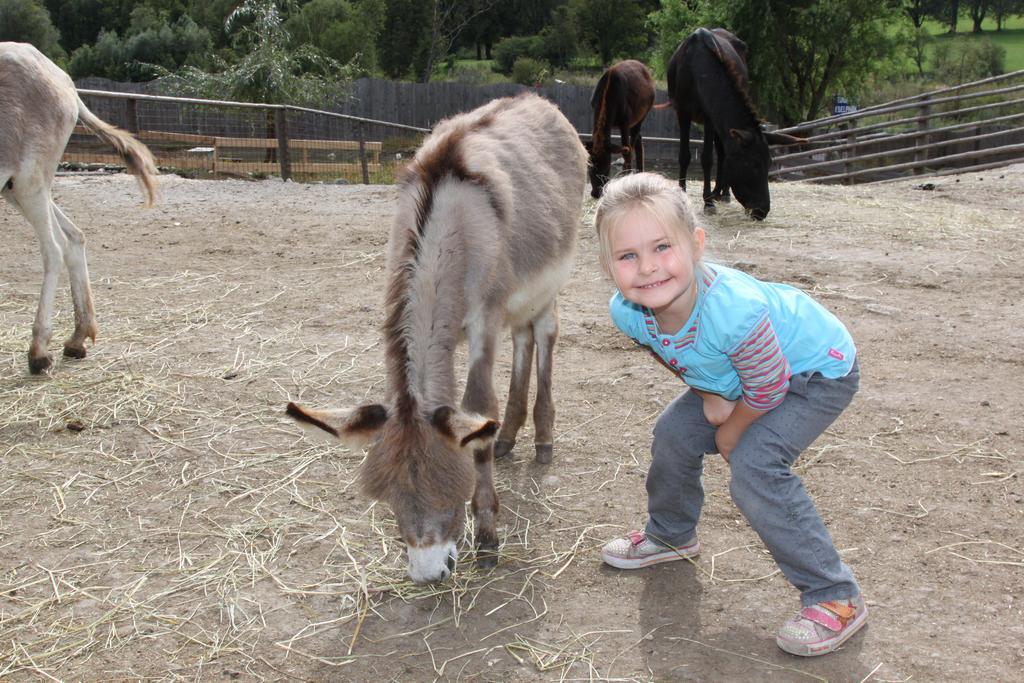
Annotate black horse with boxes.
[666,28,804,220]
[585,59,655,198]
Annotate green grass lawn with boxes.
[923,15,1024,72]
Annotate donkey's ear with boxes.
[729,128,756,146]
[287,402,388,447]
[430,406,499,450]
[763,131,807,146]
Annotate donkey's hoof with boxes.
[28,354,52,375]
[703,202,717,215]
[494,439,516,459]
[62,344,87,359]
[535,444,553,464]
[475,543,499,569]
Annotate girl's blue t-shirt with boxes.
[609,263,856,401]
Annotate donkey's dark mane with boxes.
[699,28,762,129]
[385,111,507,420]
[590,71,611,152]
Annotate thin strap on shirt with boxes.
[729,313,792,410]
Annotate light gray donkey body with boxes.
[288,93,587,583]
[0,42,157,374]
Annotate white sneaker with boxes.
[600,530,700,569]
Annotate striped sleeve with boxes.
[728,313,792,410]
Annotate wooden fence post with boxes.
[843,119,858,182]
[915,95,930,175]
[357,121,370,184]
[125,98,138,133]
[276,107,292,181]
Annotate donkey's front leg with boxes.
[463,326,501,567]
[13,188,63,374]
[495,324,535,459]
[470,445,499,568]
[532,302,559,464]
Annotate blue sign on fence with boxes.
[831,95,858,115]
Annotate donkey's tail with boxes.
[76,98,158,206]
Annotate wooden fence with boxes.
[770,70,1024,184]
[68,71,1023,186]
[69,89,427,182]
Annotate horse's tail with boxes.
[76,97,158,206]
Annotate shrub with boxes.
[931,39,1006,84]
[510,57,548,86]
[493,35,541,75]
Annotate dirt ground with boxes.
[1,164,1022,682]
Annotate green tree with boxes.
[0,0,64,59]
[378,0,430,78]
[901,1,946,75]
[43,0,133,52]
[570,0,649,65]
[648,0,709,77]
[68,8,212,81]
[696,0,901,124]
[536,4,577,68]
[286,0,385,73]
[155,0,352,105]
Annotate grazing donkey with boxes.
[0,42,158,374]
[585,59,655,198]
[287,93,586,584]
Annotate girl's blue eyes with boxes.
[618,244,670,260]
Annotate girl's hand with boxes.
[715,421,742,463]
[695,391,737,427]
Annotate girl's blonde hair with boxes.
[594,172,701,276]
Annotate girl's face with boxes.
[609,208,705,326]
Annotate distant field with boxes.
[924,16,1024,72]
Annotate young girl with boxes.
[594,172,866,657]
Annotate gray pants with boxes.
[645,362,861,607]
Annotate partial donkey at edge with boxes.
[0,41,158,374]
[288,92,587,584]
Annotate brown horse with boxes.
[287,93,587,584]
[1,42,157,374]
[586,59,655,198]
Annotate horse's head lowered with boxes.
[286,401,498,584]
[585,140,630,198]
[725,127,806,221]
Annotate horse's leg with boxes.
[712,134,731,202]
[495,324,535,459]
[531,301,559,464]
[51,202,97,359]
[7,180,63,373]
[620,126,632,172]
[462,319,501,567]
[701,125,716,213]
[631,125,645,172]
[676,112,692,191]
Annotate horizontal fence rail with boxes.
[771,70,1024,184]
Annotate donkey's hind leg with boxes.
[531,301,559,464]
[495,324,535,459]
[6,180,63,373]
[51,202,97,359]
